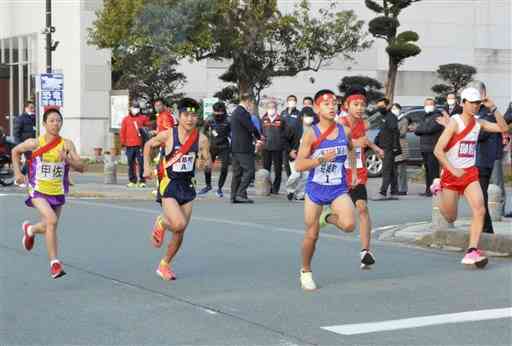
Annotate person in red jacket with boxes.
[120,101,151,187]
[154,99,175,133]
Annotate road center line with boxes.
[322,307,512,335]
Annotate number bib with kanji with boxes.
[344,147,364,169]
[458,141,476,158]
[28,136,70,196]
[172,153,196,173]
[36,162,66,180]
[311,145,347,186]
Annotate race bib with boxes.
[311,145,347,186]
[344,147,364,169]
[458,141,476,158]
[172,153,196,172]
[312,161,343,186]
[36,162,65,180]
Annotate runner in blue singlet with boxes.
[294,89,357,291]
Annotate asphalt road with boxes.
[1,191,511,346]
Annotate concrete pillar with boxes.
[103,152,117,185]
[487,184,503,221]
[255,169,271,196]
[432,194,454,231]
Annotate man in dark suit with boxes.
[443,93,463,117]
[374,98,401,199]
[230,94,262,203]
[414,97,444,196]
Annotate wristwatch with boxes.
[318,156,326,165]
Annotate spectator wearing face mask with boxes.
[198,102,231,198]
[261,100,288,194]
[393,103,409,195]
[414,98,444,196]
[285,106,316,201]
[443,93,463,117]
[374,98,401,199]
[13,100,37,177]
[120,100,151,188]
[14,100,37,144]
[281,95,301,177]
[154,98,175,133]
[303,96,314,108]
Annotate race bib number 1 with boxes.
[312,161,343,186]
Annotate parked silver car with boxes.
[365,107,443,177]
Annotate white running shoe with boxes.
[300,270,317,291]
[360,250,376,269]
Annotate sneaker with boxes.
[360,250,376,269]
[461,249,488,268]
[287,192,295,201]
[50,260,66,279]
[198,186,212,195]
[151,215,166,248]
[21,221,35,251]
[300,270,317,291]
[138,182,146,188]
[156,260,176,281]
[430,178,442,196]
[319,208,332,229]
[216,189,224,198]
[127,182,137,188]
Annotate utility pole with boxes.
[45,0,52,73]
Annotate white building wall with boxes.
[0,0,111,156]
[177,0,512,110]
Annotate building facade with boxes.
[0,0,111,155]
[178,0,511,110]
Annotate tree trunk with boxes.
[239,79,250,97]
[385,58,398,103]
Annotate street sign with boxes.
[110,90,129,132]
[202,97,219,120]
[39,73,64,111]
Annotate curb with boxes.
[373,222,512,257]
[419,229,512,256]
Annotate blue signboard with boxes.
[39,73,64,108]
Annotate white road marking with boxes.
[322,307,512,335]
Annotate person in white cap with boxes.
[432,87,509,268]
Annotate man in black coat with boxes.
[280,94,301,177]
[230,94,262,204]
[374,98,401,199]
[198,101,231,197]
[443,93,463,117]
[414,97,444,196]
[13,101,36,144]
[13,101,36,176]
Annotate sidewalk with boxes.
[374,219,512,256]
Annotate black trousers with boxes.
[126,146,144,183]
[478,166,494,234]
[421,152,440,193]
[263,150,283,194]
[204,147,230,190]
[380,150,398,195]
[230,152,255,201]
[283,150,291,177]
